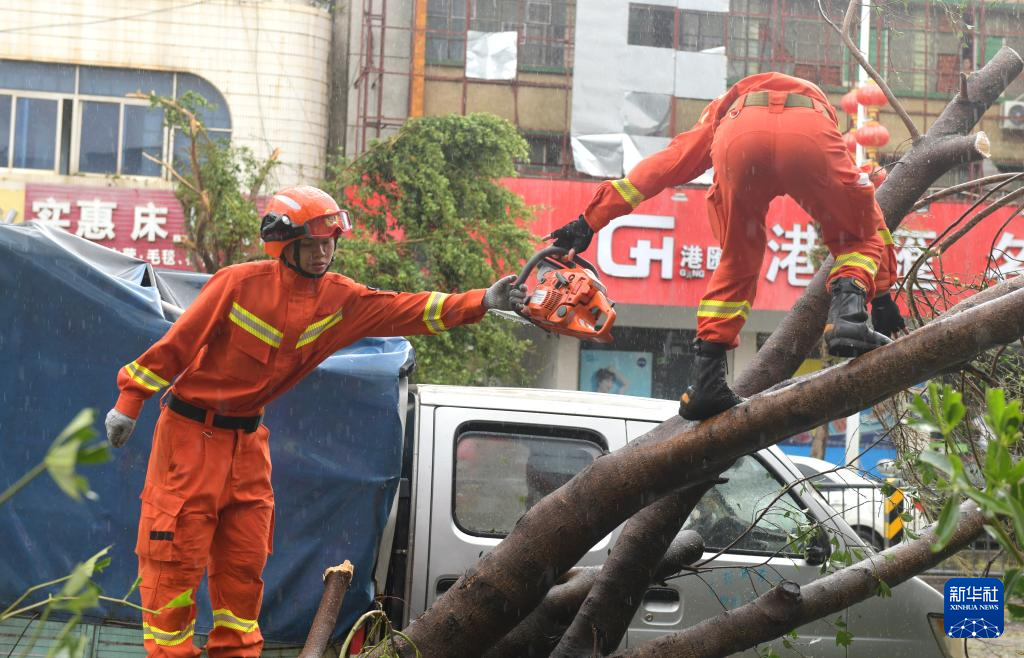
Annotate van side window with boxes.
[683,455,804,556]
[454,431,604,537]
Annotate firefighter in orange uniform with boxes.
[103,186,524,658]
[550,72,902,421]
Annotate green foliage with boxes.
[0,410,110,506]
[910,383,1024,617]
[149,91,279,273]
[324,113,537,385]
[1,413,192,658]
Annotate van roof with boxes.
[413,384,679,422]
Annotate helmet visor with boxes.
[307,211,352,237]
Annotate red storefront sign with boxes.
[23,184,190,270]
[504,177,1024,312]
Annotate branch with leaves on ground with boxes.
[1,410,193,658]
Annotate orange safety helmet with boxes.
[260,185,352,258]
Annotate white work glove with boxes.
[483,275,528,312]
[105,408,137,449]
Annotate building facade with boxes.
[3,0,1024,403]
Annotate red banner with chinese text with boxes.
[503,177,1024,312]
[23,184,190,270]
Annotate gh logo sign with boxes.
[597,215,675,279]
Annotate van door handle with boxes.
[641,587,680,613]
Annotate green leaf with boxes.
[835,630,854,647]
[940,386,965,432]
[61,547,111,598]
[875,580,892,598]
[45,440,86,500]
[123,575,143,600]
[162,589,195,610]
[51,409,97,448]
[932,498,959,552]
[76,442,111,466]
[918,451,954,476]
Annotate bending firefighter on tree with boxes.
[103,186,525,658]
[550,72,905,421]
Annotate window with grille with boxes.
[627,5,726,53]
[426,0,569,71]
[0,60,230,178]
[519,132,563,174]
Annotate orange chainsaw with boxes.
[512,246,616,343]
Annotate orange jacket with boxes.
[582,72,896,293]
[582,73,839,231]
[116,260,487,418]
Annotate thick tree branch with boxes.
[483,533,705,658]
[398,286,1024,657]
[614,502,986,658]
[552,482,718,657]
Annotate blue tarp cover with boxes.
[0,222,413,643]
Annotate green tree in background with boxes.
[141,92,279,273]
[324,113,537,386]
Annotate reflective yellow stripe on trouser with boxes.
[124,360,170,392]
[212,608,259,634]
[696,299,751,320]
[423,292,449,334]
[144,620,196,647]
[610,177,645,208]
[829,252,879,277]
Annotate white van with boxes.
[376,384,961,657]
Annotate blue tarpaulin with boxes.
[0,222,413,643]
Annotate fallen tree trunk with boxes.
[398,283,1024,657]
[484,532,705,658]
[615,501,986,658]
[550,481,719,657]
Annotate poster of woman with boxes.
[579,349,653,397]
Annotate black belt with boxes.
[741,91,816,109]
[167,393,263,433]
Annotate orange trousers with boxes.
[699,92,891,348]
[135,406,274,658]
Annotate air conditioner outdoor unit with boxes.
[1003,100,1024,130]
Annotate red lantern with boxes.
[855,121,890,148]
[840,89,860,116]
[842,130,858,154]
[856,80,888,108]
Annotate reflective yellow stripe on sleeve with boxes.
[296,309,344,348]
[124,361,169,392]
[696,299,751,320]
[144,620,195,647]
[229,302,284,348]
[423,292,450,334]
[830,252,879,277]
[610,177,645,208]
[879,228,894,245]
[212,608,259,634]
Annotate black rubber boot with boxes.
[679,340,745,420]
[824,278,892,358]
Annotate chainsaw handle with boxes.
[514,246,570,288]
